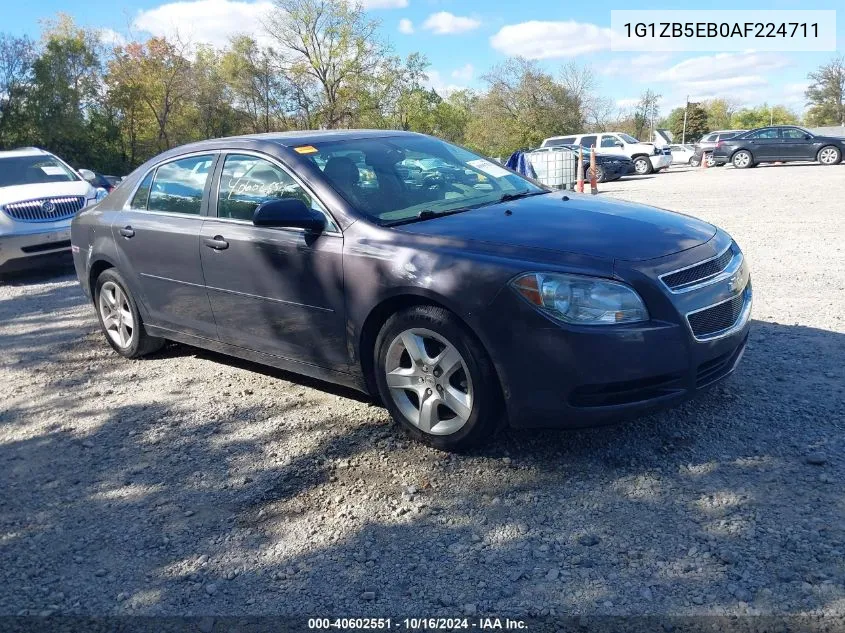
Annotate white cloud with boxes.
[601,54,673,79]
[398,18,414,34]
[361,0,407,7]
[451,63,473,82]
[133,0,273,48]
[425,70,465,97]
[99,28,128,48]
[655,52,789,83]
[422,12,481,35]
[490,21,611,59]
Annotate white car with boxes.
[0,148,105,272]
[668,144,697,164]
[541,132,672,176]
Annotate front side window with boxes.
[781,128,809,139]
[600,136,620,148]
[303,135,544,225]
[747,129,779,139]
[0,155,80,187]
[147,154,214,215]
[217,154,331,227]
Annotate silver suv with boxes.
[0,148,104,272]
[693,130,747,167]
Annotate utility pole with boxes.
[770,105,773,125]
[682,95,689,144]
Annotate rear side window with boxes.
[544,137,575,146]
[580,135,597,148]
[217,154,333,228]
[130,172,153,209]
[147,155,214,215]
[702,134,717,142]
[747,129,779,139]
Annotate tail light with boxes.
[715,141,725,149]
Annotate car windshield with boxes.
[304,136,545,225]
[0,155,80,187]
[617,133,639,144]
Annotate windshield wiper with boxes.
[497,190,547,203]
[383,207,471,227]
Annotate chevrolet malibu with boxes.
[71,131,752,450]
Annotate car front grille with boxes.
[687,281,751,339]
[661,244,735,291]
[2,196,86,223]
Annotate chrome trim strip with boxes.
[685,283,753,342]
[659,242,736,294]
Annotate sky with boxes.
[5,0,843,114]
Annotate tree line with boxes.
[1,0,843,175]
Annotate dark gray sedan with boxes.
[71,130,752,450]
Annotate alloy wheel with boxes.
[384,328,473,435]
[705,152,716,167]
[819,147,840,165]
[98,281,134,349]
[733,152,751,168]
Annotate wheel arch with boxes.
[88,257,119,301]
[357,290,506,405]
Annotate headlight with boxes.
[510,272,649,325]
[95,187,108,202]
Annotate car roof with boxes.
[167,129,426,154]
[0,147,52,159]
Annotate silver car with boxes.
[0,148,104,272]
[693,130,747,167]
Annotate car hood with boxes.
[0,181,94,206]
[397,193,717,262]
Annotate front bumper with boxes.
[0,225,72,270]
[649,154,672,170]
[478,237,752,429]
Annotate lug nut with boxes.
[433,368,442,377]
[436,384,443,393]
[425,388,432,395]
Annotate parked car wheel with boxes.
[95,269,164,358]
[732,150,753,169]
[374,305,501,451]
[817,145,842,165]
[633,156,653,175]
[705,152,716,167]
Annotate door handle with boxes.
[119,226,135,238]
[204,236,229,250]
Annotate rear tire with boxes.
[818,145,841,165]
[732,150,753,169]
[373,305,502,451]
[94,268,164,358]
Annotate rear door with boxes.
[112,153,218,339]
[199,151,347,369]
[744,128,781,160]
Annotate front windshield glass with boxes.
[0,155,80,187]
[618,133,639,144]
[304,136,545,224]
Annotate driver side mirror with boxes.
[805,134,813,140]
[614,141,624,147]
[253,198,326,232]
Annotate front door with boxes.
[779,127,815,160]
[745,128,781,161]
[199,152,347,369]
[112,153,218,339]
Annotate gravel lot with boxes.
[1,163,843,620]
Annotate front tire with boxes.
[633,156,653,175]
[818,145,841,165]
[374,305,501,451]
[95,269,164,358]
[587,165,607,183]
[732,150,753,169]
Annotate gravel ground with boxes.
[1,163,843,619]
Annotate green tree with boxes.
[264,0,386,128]
[633,89,660,140]
[665,102,708,143]
[731,104,798,129]
[805,55,845,126]
[702,98,740,131]
[0,33,35,147]
[221,36,288,133]
[465,58,579,156]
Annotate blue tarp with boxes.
[505,151,537,179]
